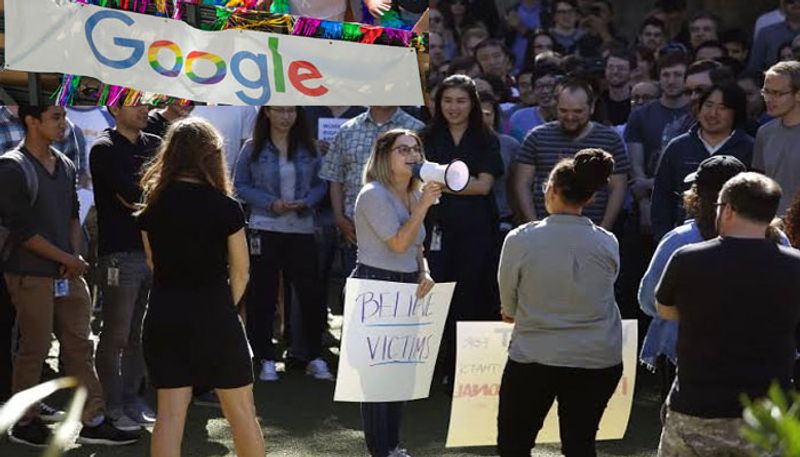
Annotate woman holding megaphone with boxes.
[421,74,505,385]
[352,128,441,457]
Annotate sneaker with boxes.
[124,398,156,425]
[8,417,50,447]
[77,418,140,446]
[259,360,279,382]
[192,391,221,408]
[107,411,142,432]
[38,402,66,423]
[389,446,412,457]
[305,358,334,380]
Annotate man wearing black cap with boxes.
[655,172,800,456]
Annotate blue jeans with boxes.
[350,263,417,457]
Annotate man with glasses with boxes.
[748,0,800,73]
[656,172,800,457]
[549,0,583,54]
[753,61,800,215]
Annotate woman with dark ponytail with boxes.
[496,148,623,457]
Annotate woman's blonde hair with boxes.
[362,129,425,192]
[137,117,233,215]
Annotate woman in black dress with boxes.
[422,74,505,382]
[136,118,265,457]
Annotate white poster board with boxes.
[334,278,455,402]
[317,118,348,143]
[446,320,638,447]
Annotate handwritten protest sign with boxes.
[446,320,638,447]
[334,278,455,402]
[317,118,348,144]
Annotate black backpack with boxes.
[0,148,39,261]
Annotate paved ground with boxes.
[0,315,663,456]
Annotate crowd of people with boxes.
[1,0,800,456]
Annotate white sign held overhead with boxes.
[4,0,423,106]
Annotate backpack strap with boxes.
[1,148,39,207]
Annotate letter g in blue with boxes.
[85,10,143,69]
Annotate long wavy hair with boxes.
[682,185,718,240]
[250,106,316,162]
[137,117,233,215]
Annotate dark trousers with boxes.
[497,359,622,457]
[350,263,418,457]
[0,272,14,401]
[247,231,324,361]
[429,229,500,382]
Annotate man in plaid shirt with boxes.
[319,106,424,271]
[0,107,25,154]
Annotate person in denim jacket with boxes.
[639,155,789,403]
[234,106,332,382]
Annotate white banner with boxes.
[4,0,423,106]
[446,320,638,447]
[334,278,455,403]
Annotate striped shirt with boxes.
[516,121,630,224]
[319,109,424,219]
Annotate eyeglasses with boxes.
[555,8,575,15]
[430,16,442,24]
[392,145,422,156]
[760,88,796,98]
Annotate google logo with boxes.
[85,10,329,104]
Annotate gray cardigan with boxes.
[498,214,622,369]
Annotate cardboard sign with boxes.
[446,320,638,447]
[334,278,455,402]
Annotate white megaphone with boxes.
[411,160,470,203]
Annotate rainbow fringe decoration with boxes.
[223,8,293,32]
[269,0,290,14]
[378,9,407,30]
[154,0,167,15]
[51,75,82,106]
